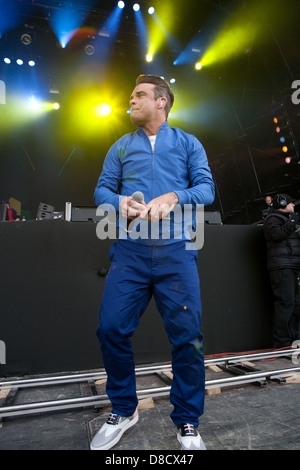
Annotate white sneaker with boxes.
[90,411,138,450]
[177,423,206,450]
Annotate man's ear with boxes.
[158,97,166,108]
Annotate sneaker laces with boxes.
[181,423,197,436]
[106,413,121,426]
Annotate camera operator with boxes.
[264,193,300,349]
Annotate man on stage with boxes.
[91,74,215,451]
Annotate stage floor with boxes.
[0,356,300,451]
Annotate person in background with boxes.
[261,195,273,221]
[265,195,273,207]
[264,193,300,349]
[1,200,20,221]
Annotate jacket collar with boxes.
[137,120,169,136]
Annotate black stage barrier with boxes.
[0,220,273,377]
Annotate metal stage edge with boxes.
[0,348,300,419]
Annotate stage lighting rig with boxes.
[271,103,299,164]
[3,57,37,67]
[20,33,32,45]
[84,44,95,55]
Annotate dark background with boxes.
[0,221,272,376]
[0,0,300,224]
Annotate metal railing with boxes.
[0,348,299,418]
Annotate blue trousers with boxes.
[96,240,205,427]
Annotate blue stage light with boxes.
[133,4,140,11]
[4,58,11,64]
[93,4,124,64]
[118,1,125,8]
[133,2,148,56]
[51,3,88,48]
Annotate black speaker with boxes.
[0,203,7,221]
[36,202,54,220]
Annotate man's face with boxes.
[129,83,160,127]
[265,196,272,206]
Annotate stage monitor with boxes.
[71,206,104,222]
[204,211,222,225]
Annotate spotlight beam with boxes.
[147,5,180,61]
[50,4,89,48]
[134,5,149,56]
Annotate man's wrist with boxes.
[170,191,179,204]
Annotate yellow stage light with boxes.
[94,103,112,118]
[147,4,174,63]
[62,85,129,140]
[199,0,278,69]
[146,53,153,63]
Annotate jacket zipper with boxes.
[141,127,155,200]
[151,144,154,200]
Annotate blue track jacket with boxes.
[94,121,215,244]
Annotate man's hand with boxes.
[139,192,179,222]
[120,196,147,221]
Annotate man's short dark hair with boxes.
[136,74,174,117]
